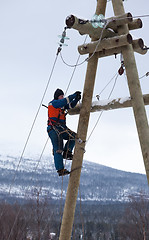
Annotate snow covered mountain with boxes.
[0,154,148,203]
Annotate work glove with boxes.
[75,91,81,101]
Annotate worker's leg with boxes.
[48,128,64,171]
[62,129,76,153]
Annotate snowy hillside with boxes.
[0,154,148,203]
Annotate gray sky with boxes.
[0,0,149,174]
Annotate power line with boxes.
[94,72,118,99]
[60,51,87,67]
[86,73,119,143]
[139,72,149,80]
[65,35,88,95]
[8,53,59,195]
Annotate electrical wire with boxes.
[93,72,118,99]
[86,73,119,143]
[65,35,88,95]
[86,20,110,62]
[64,54,81,94]
[139,72,149,80]
[60,51,87,67]
[7,54,58,195]
[132,14,149,19]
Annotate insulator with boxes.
[57,43,68,47]
[91,14,106,28]
[58,35,70,40]
[118,66,124,76]
[57,29,69,47]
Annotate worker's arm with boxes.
[65,91,81,109]
[66,98,78,109]
[52,93,77,108]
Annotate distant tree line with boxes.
[0,190,149,239]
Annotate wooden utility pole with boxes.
[59,1,107,239]
[111,0,149,182]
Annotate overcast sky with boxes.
[0,0,149,175]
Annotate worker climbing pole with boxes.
[59,0,149,239]
[47,89,81,176]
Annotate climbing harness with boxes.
[47,112,76,154]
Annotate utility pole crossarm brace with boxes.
[68,94,149,115]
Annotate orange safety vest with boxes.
[48,104,66,125]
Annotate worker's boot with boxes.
[57,168,70,176]
[63,150,73,160]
